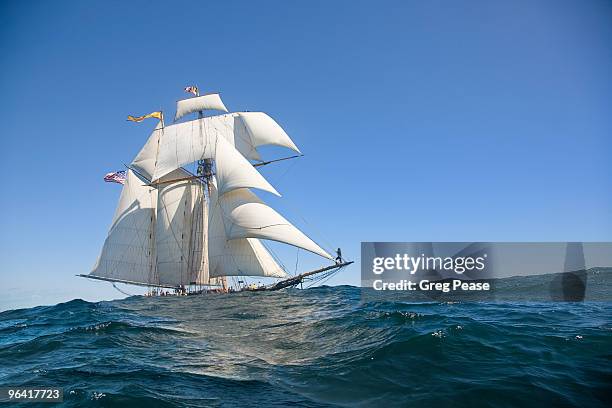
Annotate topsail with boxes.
[143,112,300,185]
[174,93,229,121]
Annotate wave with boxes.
[0,275,610,407]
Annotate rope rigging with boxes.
[112,283,135,297]
[303,267,341,289]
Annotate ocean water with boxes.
[1,276,611,407]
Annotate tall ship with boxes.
[80,87,352,294]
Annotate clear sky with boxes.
[1,0,610,311]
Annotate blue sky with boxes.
[1,0,610,310]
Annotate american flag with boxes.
[184,85,199,96]
[104,170,127,185]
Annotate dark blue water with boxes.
[1,275,611,407]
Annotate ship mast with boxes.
[150,113,163,294]
[194,88,227,292]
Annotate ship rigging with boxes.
[80,86,352,294]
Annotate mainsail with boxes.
[87,89,340,290]
[155,168,197,286]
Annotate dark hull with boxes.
[240,261,353,292]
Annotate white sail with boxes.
[175,93,228,121]
[209,238,287,278]
[151,121,279,196]
[210,186,333,260]
[90,170,157,284]
[150,119,213,181]
[155,168,197,286]
[131,122,162,180]
[208,182,287,278]
[145,113,301,184]
[193,113,301,159]
[208,113,261,161]
[239,112,301,154]
[132,114,261,179]
[170,112,302,161]
[214,135,279,196]
[187,181,209,285]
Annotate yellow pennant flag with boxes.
[127,111,163,122]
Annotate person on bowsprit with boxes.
[335,248,343,264]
